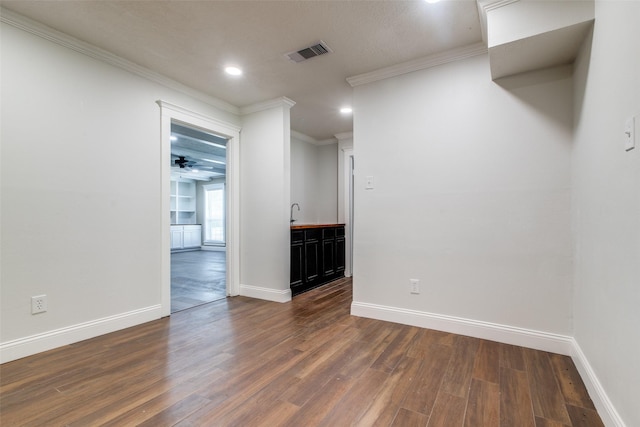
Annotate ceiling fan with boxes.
[171,155,225,177]
[173,155,215,171]
[173,155,197,169]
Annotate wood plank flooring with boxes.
[0,278,603,426]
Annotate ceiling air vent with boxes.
[286,40,333,63]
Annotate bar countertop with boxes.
[290,223,345,230]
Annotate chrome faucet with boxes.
[290,203,300,224]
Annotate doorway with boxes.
[158,100,240,317]
[170,122,228,312]
[342,148,354,277]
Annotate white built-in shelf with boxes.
[170,178,197,224]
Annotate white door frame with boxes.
[157,101,241,317]
[342,148,354,277]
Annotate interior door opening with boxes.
[170,122,228,313]
[348,154,354,276]
[342,148,354,278]
[158,100,240,317]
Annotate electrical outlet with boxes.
[31,295,47,314]
[410,279,420,294]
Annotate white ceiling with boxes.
[1,0,483,141]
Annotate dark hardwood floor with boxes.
[0,278,603,426]
[171,250,226,313]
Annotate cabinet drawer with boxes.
[304,229,320,241]
[291,230,304,243]
[322,228,335,239]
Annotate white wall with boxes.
[352,54,574,335]
[290,136,338,224]
[0,20,241,361]
[290,136,318,224]
[315,144,338,223]
[240,102,292,302]
[572,2,640,425]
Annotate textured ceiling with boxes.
[1,0,483,141]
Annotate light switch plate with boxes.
[365,176,374,190]
[624,116,635,151]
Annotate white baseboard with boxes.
[239,284,291,303]
[200,245,226,252]
[571,339,626,427]
[350,301,573,355]
[0,305,162,364]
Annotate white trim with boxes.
[571,339,627,427]
[157,101,241,132]
[291,130,338,146]
[158,101,241,316]
[334,131,354,141]
[351,301,573,355]
[239,285,292,303]
[0,8,239,116]
[476,0,521,43]
[291,130,317,144]
[346,42,488,87]
[342,148,354,278]
[201,245,226,252]
[0,305,161,364]
[315,138,338,146]
[240,97,296,115]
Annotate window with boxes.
[204,183,225,244]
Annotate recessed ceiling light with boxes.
[425,0,440,3]
[225,66,243,76]
[340,107,353,114]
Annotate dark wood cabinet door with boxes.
[322,239,335,276]
[290,241,304,287]
[304,239,320,283]
[336,236,346,274]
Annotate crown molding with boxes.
[346,42,488,87]
[0,7,240,116]
[239,97,296,116]
[476,0,521,43]
[334,131,353,141]
[291,130,316,144]
[291,130,337,146]
[315,138,338,146]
